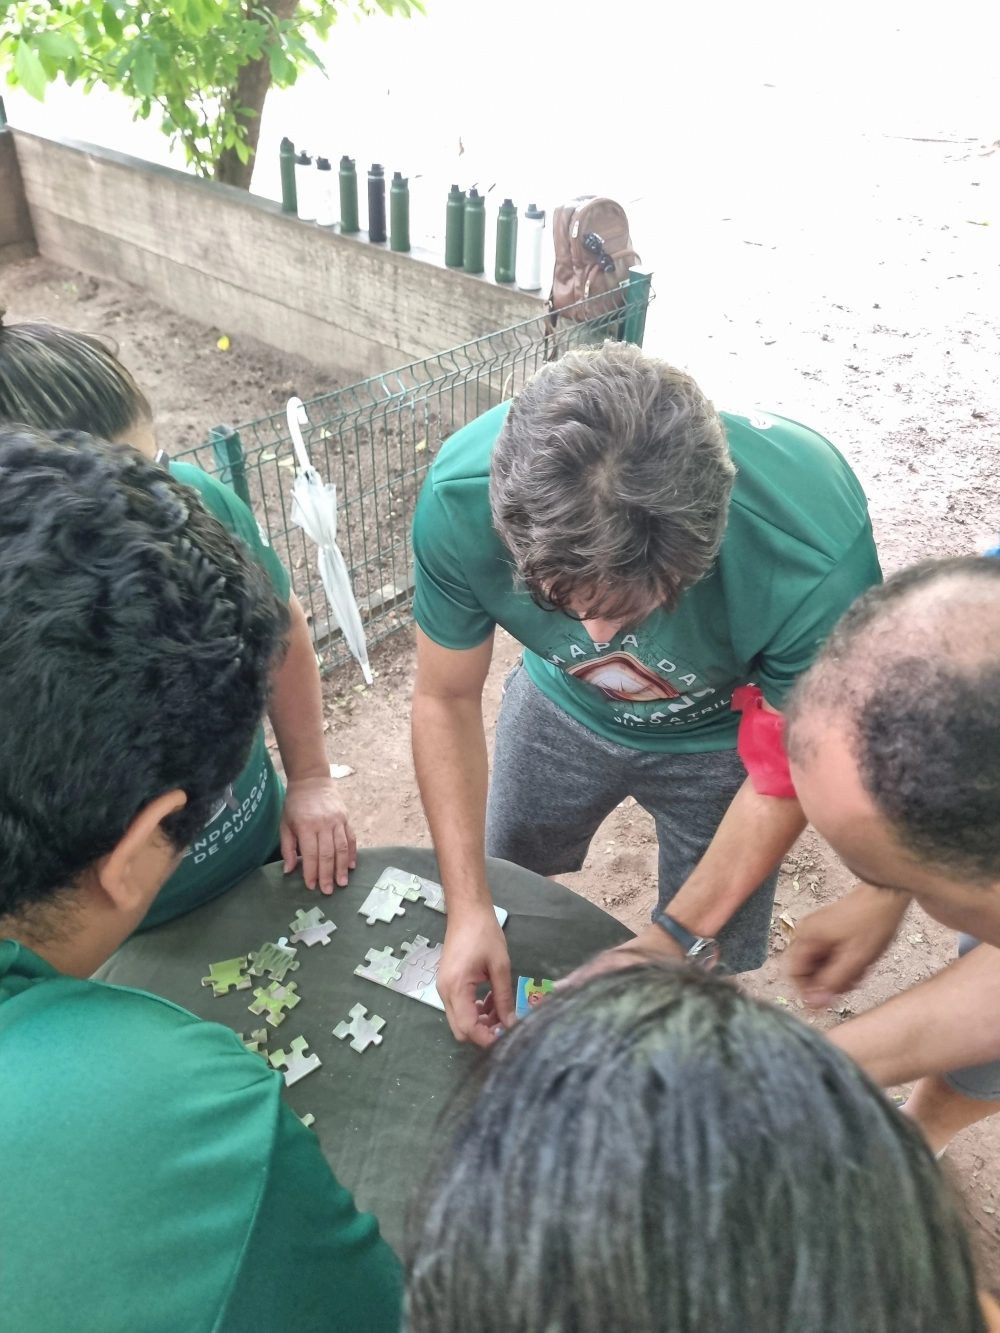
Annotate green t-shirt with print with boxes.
[140,464,290,930]
[0,939,402,1333]
[412,402,881,753]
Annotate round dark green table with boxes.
[95,846,633,1252]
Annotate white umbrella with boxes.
[286,397,373,684]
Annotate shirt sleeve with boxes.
[218,1102,403,1333]
[753,522,883,707]
[169,463,291,603]
[411,475,496,650]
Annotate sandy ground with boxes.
[3,204,1000,1276]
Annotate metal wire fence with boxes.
[172,269,653,674]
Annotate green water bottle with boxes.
[390,171,410,252]
[495,197,518,283]
[279,137,297,215]
[463,187,486,275]
[445,184,465,267]
[339,156,359,233]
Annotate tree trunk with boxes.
[215,0,299,189]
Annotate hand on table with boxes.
[437,907,516,1047]
[280,776,357,895]
[787,883,911,1009]
[557,923,685,990]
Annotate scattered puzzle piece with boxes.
[238,1028,269,1056]
[299,1113,316,1129]
[289,907,337,947]
[248,981,301,1028]
[333,1003,385,1053]
[516,976,556,1019]
[248,940,300,983]
[269,1035,321,1086]
[355,936,444,1007]
[201,956,251,997]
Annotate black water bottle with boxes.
[368,163,387,243]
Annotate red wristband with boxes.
[731,685,797,799]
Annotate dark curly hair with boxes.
[785,556,1000,883]
[0,427,289,921]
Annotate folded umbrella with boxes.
[286,397,373,684]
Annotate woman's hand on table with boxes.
[280,776,357,894]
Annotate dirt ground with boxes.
[3,232,1000,1277]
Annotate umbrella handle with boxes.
[286,397,313,473]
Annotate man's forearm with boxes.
[412,691,493,913]
[268,595,329,780]
[667,776,807,937]
[832,943,1000,1085]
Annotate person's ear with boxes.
[96,790,188,913]
[981,1292,1000,1331]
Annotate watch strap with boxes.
[653,910,700,954]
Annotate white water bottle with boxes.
[295,151,316,221]
[315,157,336,225]
[515,203,545,290]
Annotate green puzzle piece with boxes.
[201,956,251,997]
[248,940,300,983]
[248,981,301,1028]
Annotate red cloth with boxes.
[731,685,797,799]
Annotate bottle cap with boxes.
[500,197,516,211]
[392,173,408,187]
[295,152,311,166]
[280,137,295,153]
[370,163,384,176]
[468,187,482,201]
[317,157,331,170]
[340,156,355,170]
[525,203,545,220]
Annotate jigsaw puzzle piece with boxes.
[372,868,423,901]
[248,980,301,1028]
[238,1028,269,1056]
[288,907,337,947]
[333,1002,385,1053]
[248,940,300,982]
[516,976,556,1019]
[299,1113,316,1129]
[357,884,410,926]
[394,936,443,998]
[355,946,403,987]
[269,1035,321,1086]
[201,956,251,997]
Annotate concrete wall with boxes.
[11,129,546,379]
[0,129,37,265]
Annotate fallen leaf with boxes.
[329,764,355,779]
[777,910,797,945]
[415,438,427,453]
[908,934,924,944]
[775,996,789,1006]
[216,335,231,351]
[984,1206,996,1215]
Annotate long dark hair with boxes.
[408,964,985,1333]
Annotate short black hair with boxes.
[408,966,984,1333]
[0,427,288,922]
[786,557,1000,883]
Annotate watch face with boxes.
[689,937,722,971]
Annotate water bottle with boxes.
[367,163,387,243]
[463,187,486,275]
[515,203,545,290]
[339,156,359,233]
[390,171,410,252]
[495,197,518,283]
[444,184,465,267]
[279,137,297,214]
[295,152,315,221]
[315,157,336,226]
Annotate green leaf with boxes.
[267,43,293,83]
[132,43,155,96]
[36,31,80,63]
[102,2,123,41]
[15,39,48,100]
[81,10,102,46]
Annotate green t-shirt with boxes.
[0,939,402,1333]
[140,464,291,930]
[412,403,881,753]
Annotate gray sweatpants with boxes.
[941,934,1000,1100]
[485,662,778,974]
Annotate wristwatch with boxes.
[653,910,722,971]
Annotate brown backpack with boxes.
[547,196,641,323]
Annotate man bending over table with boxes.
[411,341,881,1043]
[0,428,400,1332]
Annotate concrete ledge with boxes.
[11,129,545,376]
[0,129,36,266]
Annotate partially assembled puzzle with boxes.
[355,934,446,1010]
[358,867,508,929]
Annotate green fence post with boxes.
[621,267,653,346]
[209,425,253,509]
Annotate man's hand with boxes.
[787,883,911,1009]
[436,907,516,1047]
[557,923,685,989]
[280,776,357,894]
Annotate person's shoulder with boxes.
[169,460,257,536]
[426,401,512,490]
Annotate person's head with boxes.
[785,557,1000,941]
[0,426,288,972]
[0,311,157,457]
[408,965,992,1333]
[489,342,735,644]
